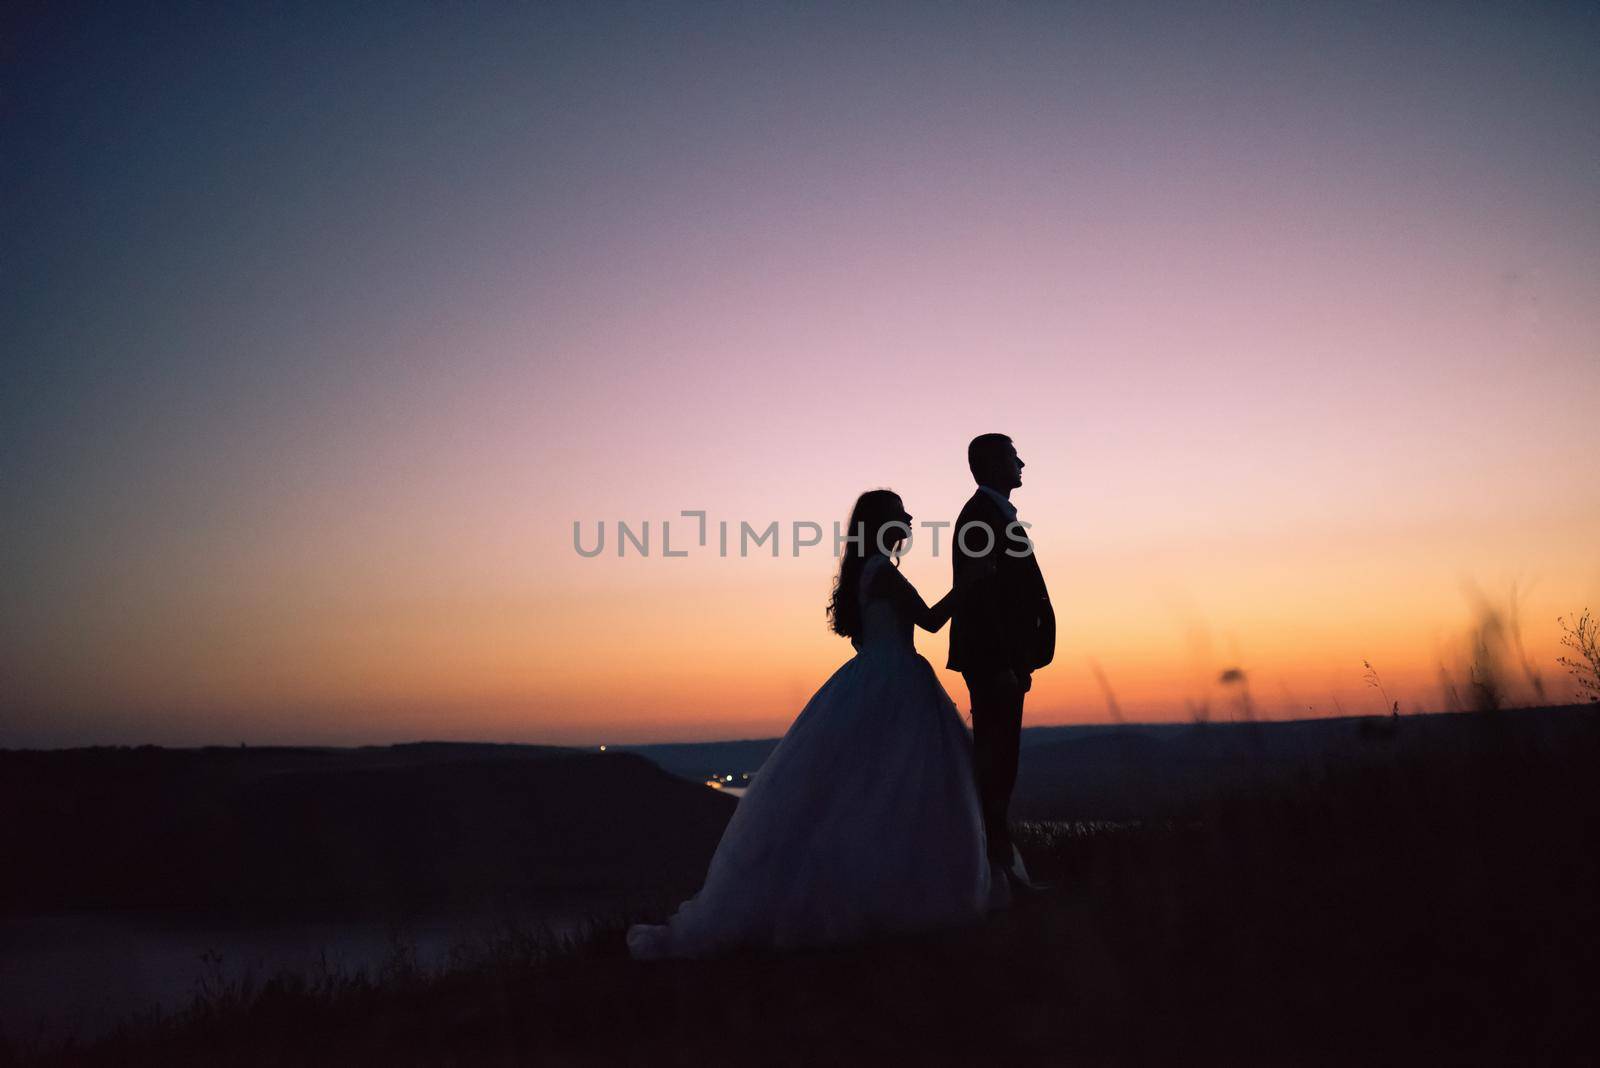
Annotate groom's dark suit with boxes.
[948,488,1054,865]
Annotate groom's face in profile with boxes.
[1005,446,1024,489]
[983,444,1024,491]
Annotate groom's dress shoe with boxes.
[987,862,1013,912]
[1006,868,1053,895]
[1006,846,1053,895]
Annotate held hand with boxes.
[990,668,1021,693]
[987,669,1031,695]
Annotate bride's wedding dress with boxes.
[628,553,997,959]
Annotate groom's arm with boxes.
[958,501,1039,688]
[953,502,1013,667]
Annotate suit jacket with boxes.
[946,489,1055,675]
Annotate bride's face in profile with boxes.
[885,497,913,553]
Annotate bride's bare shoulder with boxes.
[863,555,913,600]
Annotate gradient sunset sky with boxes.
[3,2,1597,747]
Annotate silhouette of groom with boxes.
[948,434,1055,890]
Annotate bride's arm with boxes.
[917,556,998,632]
[916,588,960,633]
[871,558,996,633]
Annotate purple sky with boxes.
[3,3,1597,746]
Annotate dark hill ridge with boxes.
[622,706,1599,821]
[613,738,781,783]
[1014,705,1600,819]
[618,723,1175,781]
[6,709,1592,918]
[0,743,734,918]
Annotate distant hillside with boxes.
[617,724,1144,781]
[1014,705,1600,819]
[0,743,735,918]
[614,739,781,783]
[621,707,1600,822]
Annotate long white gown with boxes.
[627,553,996,959]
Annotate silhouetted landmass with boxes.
[626,706,1600,820]
[8,707,1599,1064]
[614,738,782,782]
[1015,705,1600,819]
[619,725,1177,782]
[0,743,733,919]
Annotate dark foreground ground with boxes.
[7,706,1599,1065]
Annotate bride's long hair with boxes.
[826,489,906,640]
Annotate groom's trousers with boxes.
[962,672,1026,865]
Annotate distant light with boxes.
[598,745,607,752]
[725,774,733,782]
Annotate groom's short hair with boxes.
[968,433,1013,478]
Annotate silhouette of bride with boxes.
[628,489,1001,959]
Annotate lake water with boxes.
[0,903,621,1047]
